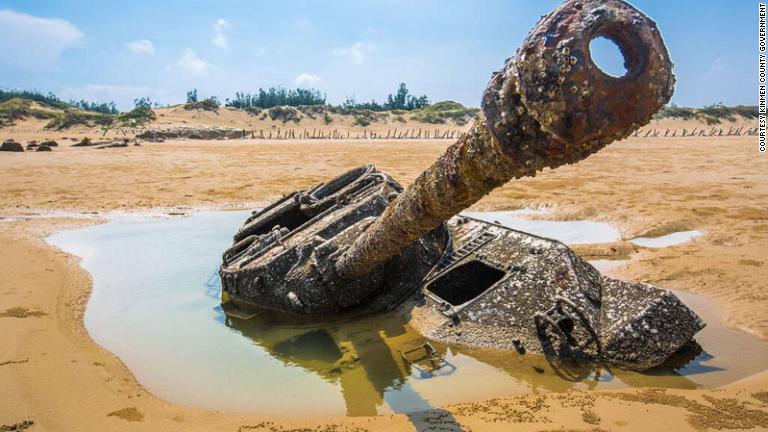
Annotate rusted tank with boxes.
[220,165,448,317]
[220,0,703,370]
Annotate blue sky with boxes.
[0,1,756,110]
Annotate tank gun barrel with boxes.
[335,0,674,280]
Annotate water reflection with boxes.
[226,311,432,416]
[224,305,705,416]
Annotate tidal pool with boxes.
[462,210,621,244]
[47,211,768,417]
[630,230,703,248]
[587,259,632,272]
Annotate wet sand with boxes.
[1,127,767,430]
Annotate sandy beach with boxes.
[2,115,767,431]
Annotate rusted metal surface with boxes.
[219,166,448,316]
[220,0,700,370]
[335,0,674,280]
[411,216,703,370]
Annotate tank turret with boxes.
[335,0,674,279]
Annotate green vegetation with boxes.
[352,115,371,127]
[1,90,155,130]
[385,83,429,110]
[225,83,426,113]
[115,106,157,128]
[296,105,324,119]
[46,97,156,130]
[186,89,199,103]
[409,101,479,125]
[1,89,118,116]
[133,97,153,109]
[342,83,429,112]
[339,99,384,112]
[184,98,220,112]
[245,106,262,116]
[44,110,113,130]
[46,108,156,130]
[183,89,220,111]
[655,104,695,120]
[655,103,758,125]
[268,106,301,123]
[0,89,69,109]
[0,98,60,127]
[348,109,386,126]
[69,100,119,114]
[226,88,326,109]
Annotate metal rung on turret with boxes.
[435,230,496,272]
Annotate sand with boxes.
[1,116,767,431]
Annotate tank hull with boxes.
[220,165,448,318]
[220,167,704,369]
[414,216,704,370]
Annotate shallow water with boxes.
[47,211,768,417]
[587,259,632,272]
[0,209,183,222]
[630,230,703,248]
[462,210,621,244]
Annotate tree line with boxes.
[0,89,69,109]
[341,83,429,111]
[200,83,428,112]
[69,100,119,114]
[223,88,326,109]
[3,83,430,113]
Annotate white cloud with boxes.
[332,41,373,64]
[126,39,154,55]
[212,18,230,49]
[0,9,83,70]
[294,73,322,87]
[176,48,214,76]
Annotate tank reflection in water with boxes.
[48,211,768,417]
